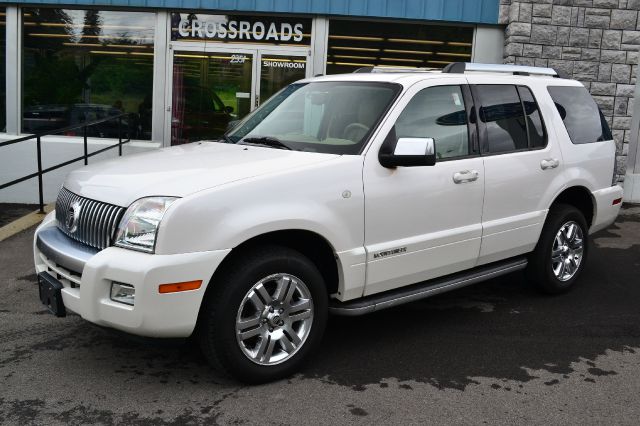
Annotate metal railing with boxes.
[0,113,133,214]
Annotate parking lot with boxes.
[1,206,640,425]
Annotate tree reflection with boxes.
[22,8,154,139]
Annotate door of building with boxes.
[168,44,309,146]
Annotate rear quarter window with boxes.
[547,85,612,144]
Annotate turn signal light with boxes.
[158,280,202,294]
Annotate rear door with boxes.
[547,84,616,191]
[472,81,564,265]
[362,80,485,296]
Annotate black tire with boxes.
[197,244,328,384]
[527,203,589,294]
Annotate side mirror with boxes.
[379,135,437,168]
[224,105,234,114]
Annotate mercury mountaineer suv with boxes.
[34,63,623,383]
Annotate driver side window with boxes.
[395,85,470,160]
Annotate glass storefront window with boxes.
[22,8,155,139]
[260,55,307,102]
[326,20,473,74]
[168,12,310,146]
[0,9,6,132]
[171,52,253,145]
[170,52,308,145]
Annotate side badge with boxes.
[373,247,407,259]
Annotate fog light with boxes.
[111,282,135,306]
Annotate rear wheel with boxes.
[198,245,328,383]
[527,204,589,294]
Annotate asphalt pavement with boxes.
[0,204,38,228]
[1,206,640,425]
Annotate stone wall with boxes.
[499,0,640,182]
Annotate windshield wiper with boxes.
[239,136,292,150]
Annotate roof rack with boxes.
[442,62,558,77]
[353,66,440,74]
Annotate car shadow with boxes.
[299,217,640,389]
[7,214,639,392]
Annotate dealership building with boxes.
[1,0,640,203]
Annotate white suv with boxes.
[33,63,623,383]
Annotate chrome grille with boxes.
[55,187,126,250]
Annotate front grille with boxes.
[55,187,126,250]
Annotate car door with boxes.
[362,80,485,296]
[470,81,564,265]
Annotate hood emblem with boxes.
[66,201,81,233]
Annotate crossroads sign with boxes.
[172,14,310,45]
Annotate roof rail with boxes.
[442,62,558,77]
[353,66,439,74]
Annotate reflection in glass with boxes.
[327,20,473,74]
[172,52,253,145]
[396,86,469,159]
[0,9,5,131]
[260,56,306,103]
[548,86,612,144]
[228,81,400,155]
[22,8,155,139]
[476,85,528,153]
[517,86,546,148]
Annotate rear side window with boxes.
[548,86,613,144]
[517,86,547,149]
[475,85,529,153]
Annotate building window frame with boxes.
[6,6,21,135]
[152,10,169,144]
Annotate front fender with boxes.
[154,156,365,256]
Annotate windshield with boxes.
[226,81,401,154]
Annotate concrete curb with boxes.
[0,204,54,242]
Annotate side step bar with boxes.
[329,257,528,316]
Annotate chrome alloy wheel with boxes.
[235,273,314,366]
[551,221,584,282]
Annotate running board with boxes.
[329,257,528,316]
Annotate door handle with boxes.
[453,170,479,184]
[540,158,560,170]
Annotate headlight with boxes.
[114,197,178,253]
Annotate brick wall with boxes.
[500,0,640,182]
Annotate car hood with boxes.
[64,142,340,206]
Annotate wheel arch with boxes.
[549,186,595,227]
[203,229,341,300]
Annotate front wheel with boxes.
[527,204,589,294]
[197,245,328,383]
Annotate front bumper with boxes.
[33,212,231,338]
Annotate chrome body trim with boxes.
[329,258,528,316]
[55,187,125,250]
[36,226,99,275]
[38,251,82,286]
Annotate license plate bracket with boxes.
[38,272,67,317]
